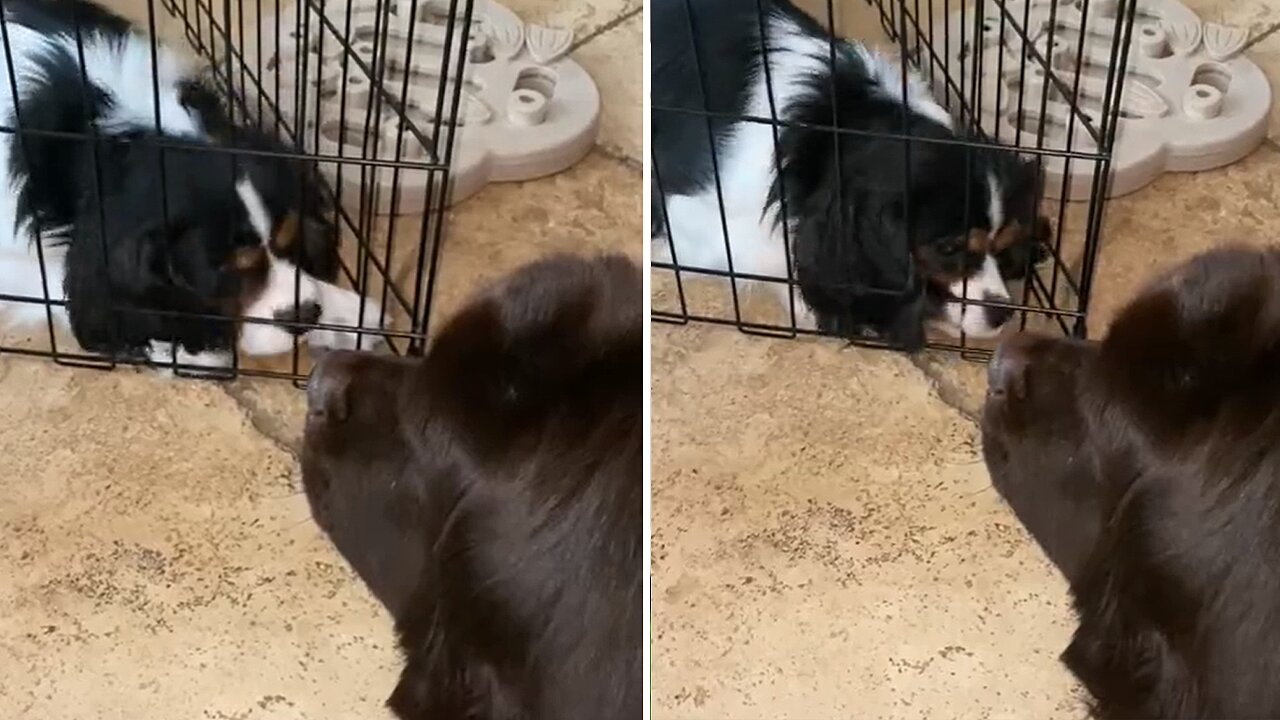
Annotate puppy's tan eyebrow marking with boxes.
[967,221,1034,255]
[271,212,300,255]
[990,221,1025,254]
[967,227,991,254]
[230,245,268,272]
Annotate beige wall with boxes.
[792,0,978,47]
[791,0,900,46]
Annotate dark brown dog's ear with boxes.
[1090,247,1280,450]
[402,253,642,454]
[386,603,523,720]
[1061,511,1189,719]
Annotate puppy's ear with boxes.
[297,214,340,282]
[791,190,928,350]
[177,78,233,141]
[387,640,517,720]
[105,221,225,301]
[160,227,230,300]
[104,226,169,291]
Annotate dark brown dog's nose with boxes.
[307,350,357,422]
[988,332,1035,398]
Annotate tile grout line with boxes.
[593,144,641,171]
[568,5,641,53]
[1243,20,1280,52]
[909,355,980,427]
[221,384,302,459]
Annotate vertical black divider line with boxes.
[206,0,216,76]
[650,149,689,322]
[273,0,281,134]
[292,0,315,371]
[1014,0,1039,332]
[351,0,386,347]
[959,0,988,349]
[824,0,847,315]
[72,4,119,368]
[214,0,242,376]
[993,1,1006,147]
[254,0,262,127]
[943,0,952,109]
[925,0,937,100]
[192,0,206,57]
[306,0,332,368]
[1076,0,1136,339]
[1037,0,1065,334]
[378,0,426,354]
[308,3,327,190]
[416,0,473,343]
[679,0,744,328]
[958,0,966,123]
[332,0,359,301]
[896,0,916,350]
[0,0,56,359]
[1050,0,1094,316]
[755,0,797,335]
[1020,35,1056,325]
[365,0,394,304]
[236,0,247,126]
[911,0,921,71]
[409,0,463,351]
[143,0,188,370]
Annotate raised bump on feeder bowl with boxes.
[1203,23,1248,61]
[1137,22,1170,58]
[1182,83,1224,120]
[507,89,549,126]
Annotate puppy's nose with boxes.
[307,350,357,422]
[984,294,1014,329]
[988,332,1035,398]
[274,301,322,335]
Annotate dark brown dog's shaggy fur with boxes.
[300,253,643,720]
[982,246,1280,719]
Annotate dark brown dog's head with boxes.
[982,246,1280,718]
[301,253,643,720]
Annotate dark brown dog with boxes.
[301,253,643,720]
[982,246,1280,718]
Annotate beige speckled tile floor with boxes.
[651,0,1280,718]
[0,0,640,717]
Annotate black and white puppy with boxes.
[0,0,383,368]
[652,0,1049,350]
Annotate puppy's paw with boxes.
[239,322,298,357]
[774,285,818,332]
[146,340,234,378]
[309,284,388,351]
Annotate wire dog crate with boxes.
[0,0,475,382]
[652,0,1138,358]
